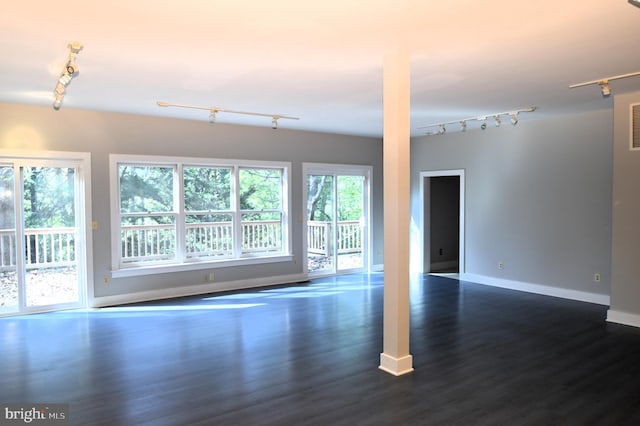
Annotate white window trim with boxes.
[109,154,292,277]
[631,102,640,151]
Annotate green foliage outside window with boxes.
[116,161,287,263]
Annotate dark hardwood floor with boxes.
[2,273,640,425]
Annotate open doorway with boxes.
[420,170,465,275]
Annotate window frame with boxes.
[631,102,640,151]
[109,154,292,277]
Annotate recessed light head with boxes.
[494,115,502,127]
[510,113,519,125]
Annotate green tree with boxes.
[307,175,332,221]
[239,168,281,212]
[307,175,363,222]
[119,165,174,226]
[22,167,75,228]
[337,176,363,221]
[184,166,231,212]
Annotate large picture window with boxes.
[110,155,291,276]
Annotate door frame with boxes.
[419,169,465,274]
[302,163,372,276]
[0,149,93,316]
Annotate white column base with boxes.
[379,353,414,376]
[607,309,640,328]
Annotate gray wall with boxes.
[0,103,383,300]
[611,90,640,315]
[411,109,613,296]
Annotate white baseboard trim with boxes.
[379,353,414,376]
[371,263,384,272]
[91,272,309,308]
[606,310,640,328]
[461,273,610,306]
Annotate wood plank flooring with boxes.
[2,273,640,425]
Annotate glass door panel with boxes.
[336,175,364,271]
[0,165,18,313]
[307,174,335,274]
[305,166,369,276]
[23,166,79,308]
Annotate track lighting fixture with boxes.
[52,42,83,110]
[569,71,640,98]
[599,81,611,97]
[157,101,299,129]
[418,107,537,136]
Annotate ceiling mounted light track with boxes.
[417,107,537,136]
[52,42,83,110]
[156,101,299,129]
[569,71,640,97]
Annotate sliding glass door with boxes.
[304,164,371,276]
[0,154,90,316]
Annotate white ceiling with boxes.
[1,1,639,137]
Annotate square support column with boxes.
[379,50,413,376]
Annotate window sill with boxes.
[111,254,294,278]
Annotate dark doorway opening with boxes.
[426,176,460,273]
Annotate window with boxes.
[240,168,284,255]
[110,155,291,276]
[118,164,177,263]
[184,165,233,259]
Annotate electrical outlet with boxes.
[498,261,504,270]
[207,272,215,282]
[103,276,109,284]
[594,273,601,283]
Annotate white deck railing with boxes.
[0,220,362,269]
[307,220,362,256]
[0,227,76,271]
[120,220,283,262]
